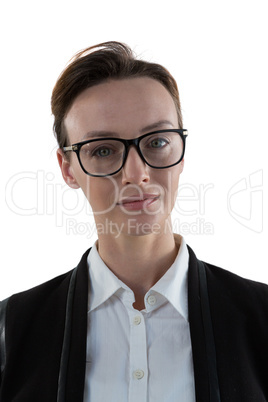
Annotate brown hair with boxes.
[51,41,183,149]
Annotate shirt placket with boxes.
[127,306,148,402]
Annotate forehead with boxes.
[64,77,178,141]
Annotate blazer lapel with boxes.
[65,248,91,402]
[187,245,210,401]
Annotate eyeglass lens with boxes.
[79,131,184,176]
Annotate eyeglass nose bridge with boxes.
[121,137,147,170]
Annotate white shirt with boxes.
[83,234,196,402]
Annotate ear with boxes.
[57,148,80,189]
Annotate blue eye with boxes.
[150,138,167,148]
[94,147,112,157]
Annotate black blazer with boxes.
[0,246,268,401]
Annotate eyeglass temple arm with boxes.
[63,145,78,152]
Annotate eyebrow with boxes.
[141,120,174,133]
[81,120,174,140]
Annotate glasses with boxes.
[63,129,188,177]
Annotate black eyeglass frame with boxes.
[63,129,188,177]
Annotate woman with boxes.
[1,41,267,402]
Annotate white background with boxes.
[1,0,267,299]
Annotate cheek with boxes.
[157,168,181,194]
[160,168,181,209]
[84,178,118,211]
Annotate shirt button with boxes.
[133,369,144,380]
[133,316,141,325]
[147,295,156,306]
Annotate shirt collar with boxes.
[87,243,125,312]
[151,234,189,321]
[87,233,189,320]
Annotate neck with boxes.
[96,220,180,309]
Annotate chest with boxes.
[84,296,196,402]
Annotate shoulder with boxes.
[187,244,268,314]
[203,261,268,328]
[205,260,268,299]
[188,244,268,297]
[0,269,74,324]
[1,247,91,310]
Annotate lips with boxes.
[116,193,160,211]
[117,193,160,205]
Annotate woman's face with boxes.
[58,77,184,237]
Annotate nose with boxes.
[121,146,150,185]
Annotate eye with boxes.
[81,143,117,158]
[150,138,168,148]
[93,146,112,157]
